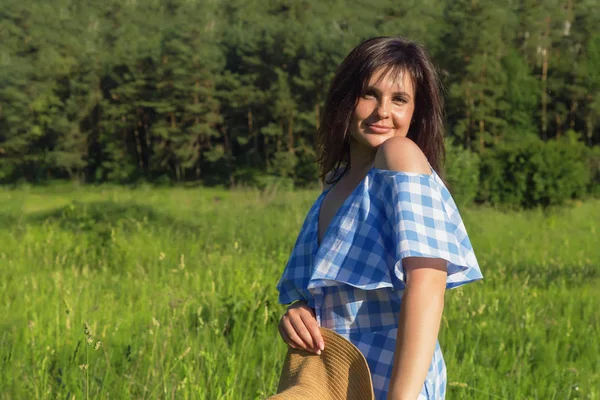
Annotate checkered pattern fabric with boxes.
[277,167,483,399]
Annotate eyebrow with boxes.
[365,86,412,99]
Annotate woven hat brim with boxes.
[268,327,375,400]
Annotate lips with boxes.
[367,124,393,134]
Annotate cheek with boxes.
[392,106,415,126]
[353,100,372,121]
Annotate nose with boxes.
[376,98,390,119]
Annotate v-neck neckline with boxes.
[314,166,374,251]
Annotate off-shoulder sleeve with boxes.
[376,169,483,289]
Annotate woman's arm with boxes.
[372,136,448,398]
[387,257,447,400]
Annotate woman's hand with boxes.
[278,301,324,354]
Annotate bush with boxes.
[294,149,320,188]
[478,138,590,208]
[268,151,298,178]
[585,145,600,197]
[444,139,481,208]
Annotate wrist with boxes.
[288,299,307,309]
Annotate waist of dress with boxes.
[314,285,402,335]
[318,310,399,334]
[320,322,398,336]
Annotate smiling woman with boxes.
[274,37,482,400]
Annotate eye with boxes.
[393,96,407,104]
[362,90,377,99]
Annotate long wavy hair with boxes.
[316,37,446,184]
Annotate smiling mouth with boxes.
[367,124,393,133]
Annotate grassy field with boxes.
[0,184,598,399]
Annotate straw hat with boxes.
[268,327,375,400]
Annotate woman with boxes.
[276,36,483,400]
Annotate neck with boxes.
[348,138,377,173]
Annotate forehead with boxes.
[366,66,415,94]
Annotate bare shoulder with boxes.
[373,136,432,175]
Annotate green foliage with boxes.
[0,186,599,398]
[585,145,600,196]
[232,167,294,191]
[268,151,298,178]
[500,50,540,137]
[478,138,590,208]
[444,139,480,208]
[294,149,320,187]
[0,0,599,206]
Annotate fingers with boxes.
[280,314,315,352]
[289,312,316,350]
[300,312,324,353]
[277,321,298,349]
[278,303,324,354]
[281,318,310,351]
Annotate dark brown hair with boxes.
[316,36,446,184]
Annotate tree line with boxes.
[1,0,599,200]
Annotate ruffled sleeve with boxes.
[276,167,482,307]
[377,169,483,289]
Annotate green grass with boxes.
[0,184,598,399]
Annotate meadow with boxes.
[0,184,598,399]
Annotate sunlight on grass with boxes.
[0,186,598,399]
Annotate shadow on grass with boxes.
[0,201,210,272]
[10,201,204,237]
[497,262,598,288]
[0,213,20,228]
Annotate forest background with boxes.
[2,0,600,208]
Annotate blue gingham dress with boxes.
[277,166,483,400]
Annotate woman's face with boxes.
[349,67,416,149]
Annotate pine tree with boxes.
[442,0,517,150]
